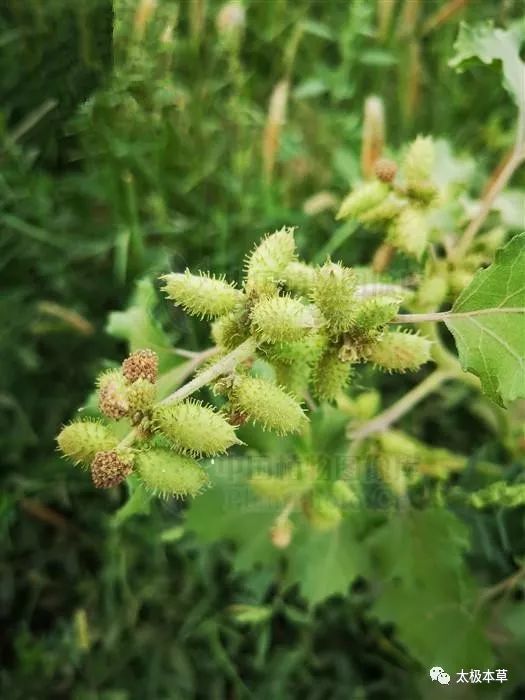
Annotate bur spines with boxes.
[402,135,434,184]
[136,448,209,498]
[127,378,156,415]
[312,261,356,334]
[57,420,118,467]
[387,206,429,259]
[162,271,243,319]
[154,399,241,456]
[250,295,319,344]
[230,375,307,435]
[312,348,352,402]
[336,181,389,220]
[244,227,297,295]
[281,261,316,295]
[368,330,432,372]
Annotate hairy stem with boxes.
[159,338,256,405]
[450,134,525,261]
[393,308,525,324]
[118,338,256,450]
[349,368,455,440]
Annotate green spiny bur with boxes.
[244,227,297,295]
[336,181,389,220]
[127,378,156,415]
[368,330,432,372]
[162,270,243,318]
[281,260,317,296]
[387,206,429,259]
[312,348,352,402]
[231,375,307,435]
[211,309,250,350]
[154,399,241,456]
[312,261,356,334]
[250,295,319,344]
[136,448,209,498]
[57,420,118,468]
[402,135,434,184]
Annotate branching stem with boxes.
[393,308,525,324]
[349,368,455,440]
[450,127,525,261]
[118,338,256,450]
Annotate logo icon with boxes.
[430,667,451,685]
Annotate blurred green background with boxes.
[1,1,524,698]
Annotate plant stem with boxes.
[450,136,525,262]
[393,308,525,324]
[118,339,256,450]
[349,368,455,440]
[159,338,255,406]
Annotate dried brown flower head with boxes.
[122,349,158,384]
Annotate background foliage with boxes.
[1,1,524,698]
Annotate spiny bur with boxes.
[244,227,297,295]
[154,400,241,456]
[250,296,319,344]
[98,369,129,420]
[136,448,209,498]
[127,378,156,416]
[351,296,401,331]
[368,330,432,372]
[162,271,243,319]
[312,348,352,402]
[91,449,133,489]
[57,420,118,468]
[273,357,312,398]
[250,463,316,501]
[280,261,316,296]
[211,310,250,350]
[336,181,389,220]
[402,135,434,184]
[122,349,159,384]
[312,261,356,334]
[414,274,448,312]
[387,206,429,259]
[358,194,405,225]
[230,375,307,435]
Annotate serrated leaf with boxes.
[449,22,525,108]
[445,233,525,406]
[286,516,363,604]
[185,458,281,572]
[367,509,492,670]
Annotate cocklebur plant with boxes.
[57,23,525,566]
[56,225,435,500]
[57,222,524,517]
[337,135,439,259]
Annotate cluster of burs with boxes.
[57,141,438,505]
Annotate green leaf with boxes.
[367,509,492,670]
[445,233,525,406]
[286,516,363,604]
[185,458,281,572]
[449,22,525,107]
[106,278,176,372]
